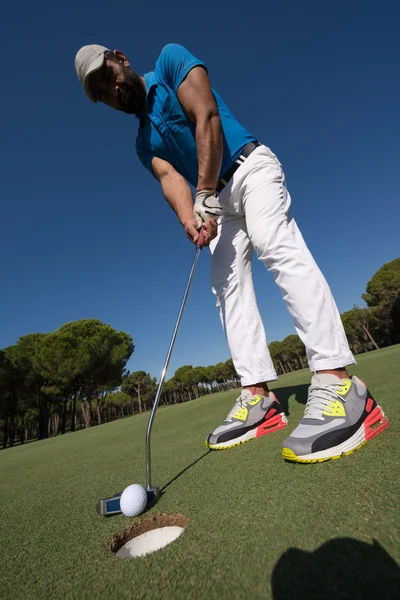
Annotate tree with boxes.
[204,365,219,392]
[362,258,400,342]
[0,350,19,448]
[362,258,400,308]
[341,307,381,352]
[104,391,133,420]
[283,335,307,370]
[36,331,81,434]
[171,366,192,402]
[214,362,230,390]
[269,341,286,375]
[393,294,400,340]
[161,378,180,405]
[4,334,49,441]
[191,366,208,397]
[224,358,240,387]
[51,319,134,428]
[121,371,154,412]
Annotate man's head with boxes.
[75,45,146,114]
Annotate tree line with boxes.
[1,258,399,449]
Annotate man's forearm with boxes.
[160,171,194,226]
[196,113,223,191]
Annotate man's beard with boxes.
[118,67,146,114]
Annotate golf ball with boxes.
[120,484,148,517]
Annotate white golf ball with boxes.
[120,484,148,517]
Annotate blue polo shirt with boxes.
[135,44,256,187]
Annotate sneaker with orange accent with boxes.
[282,374,388,463]
[206,389,288,450]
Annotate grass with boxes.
[0,346,399,599]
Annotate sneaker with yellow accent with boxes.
[206,389,288,450]
[282,374,389,463]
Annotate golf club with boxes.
[96,228,207,516]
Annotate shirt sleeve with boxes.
[155,43,207,92]
[136,132,154,174]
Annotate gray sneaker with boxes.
[282,374,389,463]
[206,389,288,450]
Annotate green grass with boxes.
[1,346,399,599]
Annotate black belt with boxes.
[216,141,261,193]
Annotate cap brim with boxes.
[83,53,106,103]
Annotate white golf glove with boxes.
[193,189,222,228]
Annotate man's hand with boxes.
[193,189,222,228]
[150,157,219,246]
[184,216,218,246]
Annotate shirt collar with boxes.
[136,71,157,118]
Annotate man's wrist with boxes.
[196,185,217,193]
[182,215,197,227]
[180,207,197,227]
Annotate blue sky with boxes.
[1,0,399,381]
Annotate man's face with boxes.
[89,53,146,114]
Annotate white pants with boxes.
[209,145,356,386]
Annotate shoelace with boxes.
[304,383,344,420]
[225,391,253,422]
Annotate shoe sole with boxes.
[206,412,288,451]
[282,405,389,463]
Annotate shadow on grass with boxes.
[272,384,309,415]
[161,450,211,493]
[271,538,400,600]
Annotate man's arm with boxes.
[177,66,222,192]
[151,156,217,245]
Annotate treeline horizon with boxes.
[1,258,399,449]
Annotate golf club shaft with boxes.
[145,230,206,490]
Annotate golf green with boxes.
[1,346,399,599]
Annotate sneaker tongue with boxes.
[311,373,343,386]
[241,389,253,400]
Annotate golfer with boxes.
[75,43,388,462]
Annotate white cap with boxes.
[75,44,111,102]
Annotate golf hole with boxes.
[110,513,188,558]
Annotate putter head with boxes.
[96,486,161,516]
[96,492,122,516]
[146,486,161,503]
